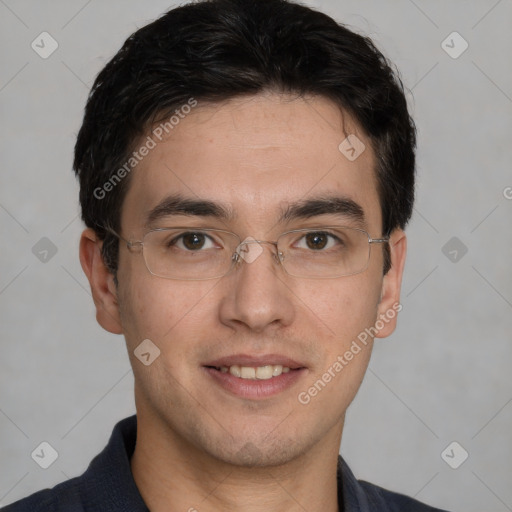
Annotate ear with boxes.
[374,229,407,339]
[79,228,123,334]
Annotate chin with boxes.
[214,439,302,468]
[193,422,312,469]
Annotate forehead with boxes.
[120,93,380,234]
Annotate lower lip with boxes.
[203,367,307,400]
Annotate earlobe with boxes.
[79,228,123,334]
[375,229,407,339]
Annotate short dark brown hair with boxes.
[73,0,416,275]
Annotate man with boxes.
[2,0,450,510]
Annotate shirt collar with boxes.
[79,415,149,511]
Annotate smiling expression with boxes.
[95,92,405,467]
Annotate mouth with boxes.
[203,355,307,399]
[208,364,293,380]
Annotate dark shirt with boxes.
[2,415,449,511]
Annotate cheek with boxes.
[300,275,382,346]
[117,270,176,350]
[294,278,381,424]
[117,273,216,354]
[117,275,151,346]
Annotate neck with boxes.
[130,408,343,512]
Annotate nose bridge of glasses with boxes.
[127,239,143,252]
[234,238,282,264]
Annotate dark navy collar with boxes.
[78,415,149,512]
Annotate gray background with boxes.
[1,0,511,510]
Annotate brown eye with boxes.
[304,232,329,250]
[181,233,207,250]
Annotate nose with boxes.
[218,240,295,333]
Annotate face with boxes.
[82,92,406,467]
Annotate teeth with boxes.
[272,365,283,376]
[229,365,241,377]
[223,364,292,379]
[241,366,256,379]
[256,365,273,380]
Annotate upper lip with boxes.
[204,354,306,369]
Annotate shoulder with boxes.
[1,477,83,512]
[358,479,450,512]
[2,415,141,512]
[338,455,450,512]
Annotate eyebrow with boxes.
[145,194,234,227]
[280,195,366,227]
[145,193,366,228]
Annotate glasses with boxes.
[109,226,389,280]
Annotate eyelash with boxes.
[164,230,344,251]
